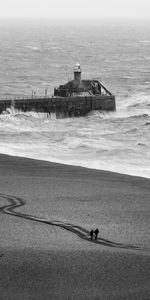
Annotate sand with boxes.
[0,154,150,299]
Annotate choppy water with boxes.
[0,19,150,178]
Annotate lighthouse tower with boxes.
[73,62,81,86]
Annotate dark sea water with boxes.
[0,19,150,178]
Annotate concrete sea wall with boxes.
[0,95,116,118]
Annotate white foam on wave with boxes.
[139,40,150,44]
[24,45,41,51]
[2,107,57,121]
[84,91,150,122]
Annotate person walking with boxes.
[89,229,94,240]
[94,228,99,240]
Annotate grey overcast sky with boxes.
[0,0,150,19]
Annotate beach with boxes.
[0,154,150,299]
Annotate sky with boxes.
[0,0,150,19]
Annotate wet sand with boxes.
[0,154,150,299]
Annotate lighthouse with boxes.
[73,62,81,86]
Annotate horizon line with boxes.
[0,16,150,20]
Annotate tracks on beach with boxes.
[0,193,144,251]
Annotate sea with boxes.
[0,18,150,178]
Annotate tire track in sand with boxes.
[0,194,145,251]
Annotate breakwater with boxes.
[0,94,116,118]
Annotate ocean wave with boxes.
[2,107,57,120]
[91,109,150,123]
[127,102,150,109]
[143,56,150,61]
[88,111,112,119]
[127,113,149,120]
[24,45,41,51]
[137,142,148,147]
[125,128,138,134]
[128,103,141,108]
[139,40,150,44]
[119,92,150,109]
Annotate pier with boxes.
[0,94,115,117]
[0,64,116,118]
